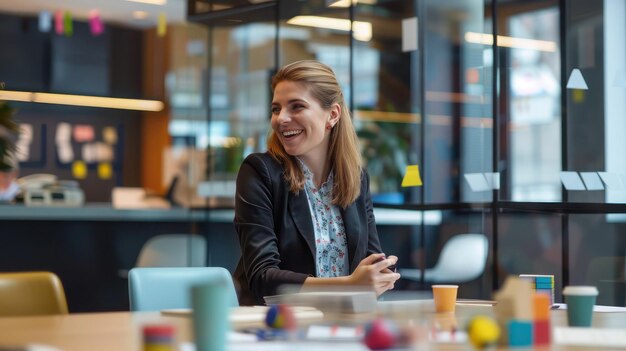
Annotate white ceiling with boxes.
[0,0,187,28]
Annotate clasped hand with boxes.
[348,253,401,296]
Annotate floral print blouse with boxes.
[300,160,349,278]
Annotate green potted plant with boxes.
[357,119,411,203]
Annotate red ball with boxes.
[364,319,398,350]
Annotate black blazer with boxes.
[233,152,382,305]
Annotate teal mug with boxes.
[562,286,598,327]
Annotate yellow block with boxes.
[401,165,423,187]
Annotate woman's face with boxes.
[271,81,338,164]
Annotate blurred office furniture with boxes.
[400,234,489,284]
[586,256,625,306]
[119,234,207,278]
[135,234,207,267]
[128,267,238,311]
[0,271,68,316]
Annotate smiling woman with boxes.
[270,80,340,188]
[233,60,400,305]
[268,61,361,207]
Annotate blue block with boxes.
[535,283,553,289]
[508,320,533,347]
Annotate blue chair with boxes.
[128,267,238,311]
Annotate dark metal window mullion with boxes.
[559,0,570,292]
[417,0,427,289]
[491,0,500,293]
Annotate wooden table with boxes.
[0,302,624,351]
[0,311,181,351]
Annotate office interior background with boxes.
[0,0,625,311]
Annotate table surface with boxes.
[0,301,624,351]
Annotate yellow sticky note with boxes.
[63,11,73,37]
[72,160,87,179]
[157,13,167,37]
[573,89,585,103]
[401,165,422,187]
[98,162,112,180]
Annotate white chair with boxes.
[136,234,207,267]
[119,234,207,278]
[400,234,488,283]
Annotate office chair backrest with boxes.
[128,267,238,311]
[430,233,488,282]
[0,271,69,317]
[136,234,207,267]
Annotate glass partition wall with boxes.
[187,0,626,305]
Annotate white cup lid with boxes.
[432,285,458,288]
[562,286,598,296]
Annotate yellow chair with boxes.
[0,271,69,316]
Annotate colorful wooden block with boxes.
[494,277,533,321]
[508,320,533,347]
[533,320,551,345]
[533,293,550,320]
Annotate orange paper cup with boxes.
[432,285,458,313]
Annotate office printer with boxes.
[18,174,85,207]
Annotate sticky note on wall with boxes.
[157,13,167,37]
[402,17,418,52]
[72,160,87,179]
[98,162,112,180]
[401,165,422,187]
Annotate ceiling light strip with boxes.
[0,90,164,112]
[125,0,167,5]
[465,32,557,52]
[287,16,372,41]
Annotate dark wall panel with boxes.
[0,15,48,91]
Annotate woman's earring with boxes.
[326,123,332,130]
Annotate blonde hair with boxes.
[267,60,362,208]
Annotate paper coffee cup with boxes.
[432,285,458,313]
[562,286,598,327]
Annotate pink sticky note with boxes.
[73,125,95,143]
[89,10,104,36]
[55,10,64,35]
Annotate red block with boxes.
[533,320,551,345]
